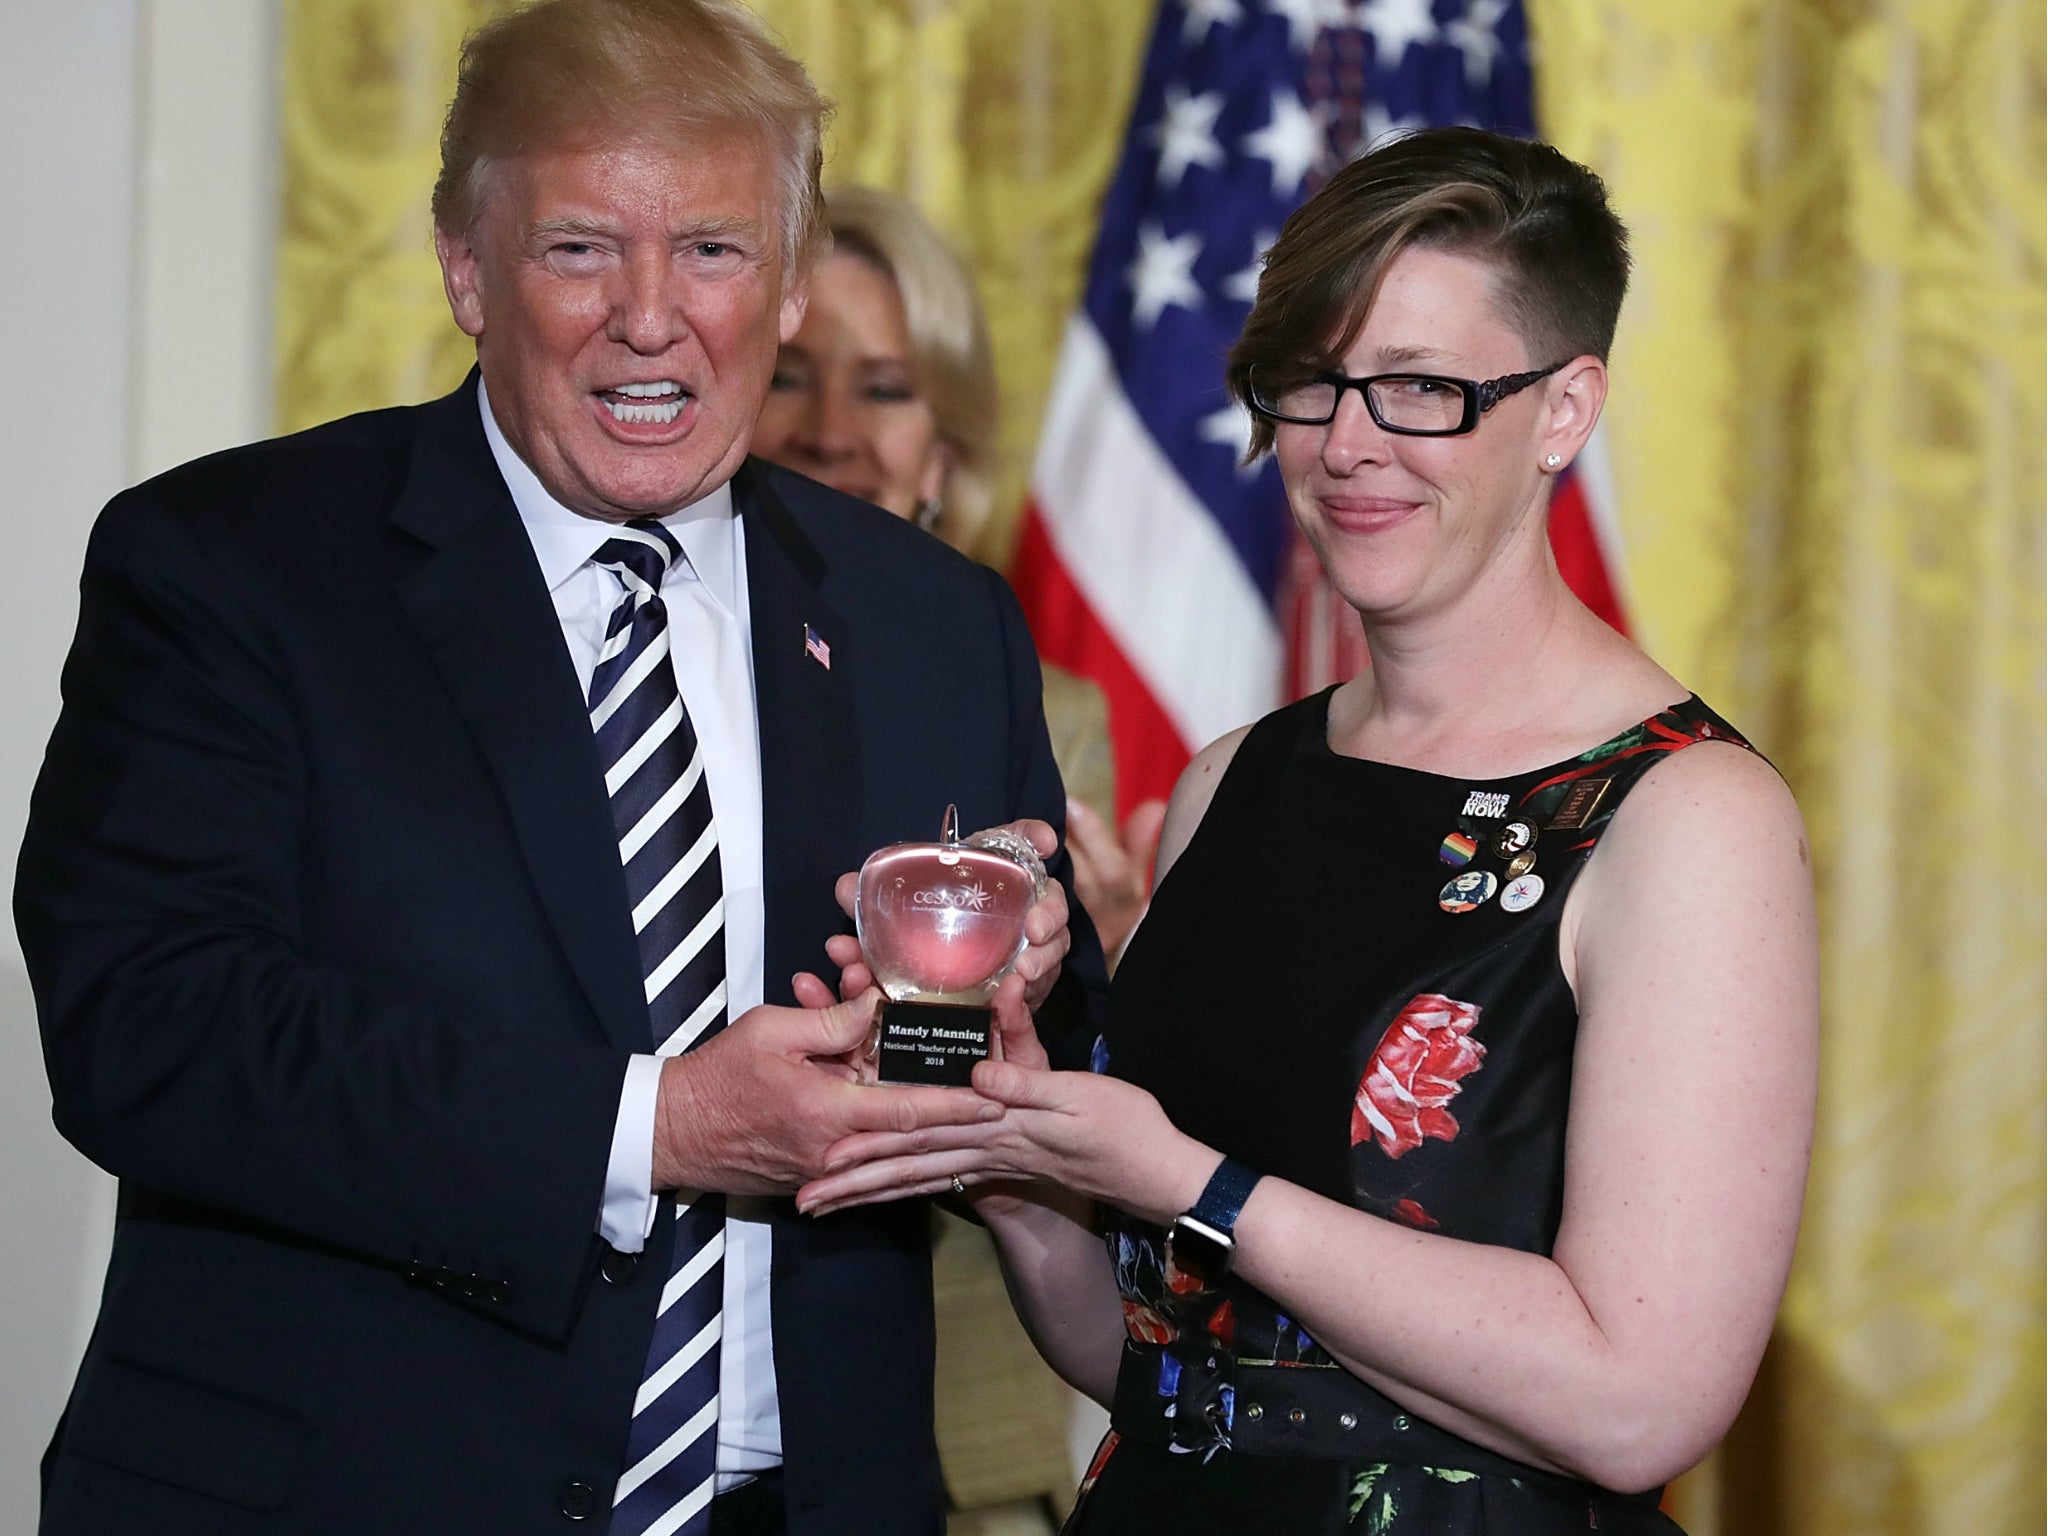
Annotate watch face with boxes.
[1167,1215,1232,1287]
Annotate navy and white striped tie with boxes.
[591,521,727,1536]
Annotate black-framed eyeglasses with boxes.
[1246,361,1566,436]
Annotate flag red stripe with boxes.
[1011,505,1194,816]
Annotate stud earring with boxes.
[1544,453,1562,469]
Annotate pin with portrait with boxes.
[1438,869,1498,913]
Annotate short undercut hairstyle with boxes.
[431,0,829,273]
[1228,127,1631,460]
[824,187,1001,548]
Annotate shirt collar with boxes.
[479,376,740,616]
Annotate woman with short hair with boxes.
[803,127,1819,1536]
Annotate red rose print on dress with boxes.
[1390,1198,1440,1231]
[1351,994,1486,1158]
[1121,1297,1176,1345]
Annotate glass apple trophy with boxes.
[854,806,1047,1085]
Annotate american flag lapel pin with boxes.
[803,622,832,670]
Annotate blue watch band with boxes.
[1187,1155,1263,1238]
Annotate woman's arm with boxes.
[977,723,1261,1397]
[977,1186,1130,1406]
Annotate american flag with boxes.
[1011,0,1628,818]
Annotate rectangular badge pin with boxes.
[803,623,831,670]
[1548,777,1611,831]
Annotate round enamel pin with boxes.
[1439,869,1498,913]
[1500,874,1546,913]
[1492,819,1537,859]
[1504,849,1538,880]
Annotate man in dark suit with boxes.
[16,2,1101,1532]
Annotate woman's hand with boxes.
[795,975,1212,1227]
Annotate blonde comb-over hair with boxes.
[432,0,830,274]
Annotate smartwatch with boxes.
[1165,1156,1263,1285]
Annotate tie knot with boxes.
[592,520,681,591]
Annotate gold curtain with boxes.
[275,3,2044,1533]
[1531,3,2045,1533]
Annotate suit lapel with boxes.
[389,382,651,1052]
[737,462,862,1005]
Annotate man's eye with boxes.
[695,242,732,259]
[545,242,608,271]
[865,382,915,404]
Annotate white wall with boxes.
[0,1,276,1519]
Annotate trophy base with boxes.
[874,999,992,1086]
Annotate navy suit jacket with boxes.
[18,380,1103,1533]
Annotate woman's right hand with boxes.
[795,975,1214,1229]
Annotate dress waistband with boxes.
[1109,1343,1663,1513]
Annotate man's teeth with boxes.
[602,383,685,425]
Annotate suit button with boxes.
[601,1249,639,1286]
[558,1480,600,1521]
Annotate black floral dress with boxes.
[1065,691,1754,1535]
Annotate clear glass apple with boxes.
[855,806,1046,1083]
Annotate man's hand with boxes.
[826,817,1072,1011]
[650,989,1001,1196]
[1065,796,1167,962]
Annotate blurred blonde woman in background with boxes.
[754,186,1163,963]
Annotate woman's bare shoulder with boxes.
[1152,723,1258,885]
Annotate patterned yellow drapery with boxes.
[275,4,2044,1534]
[1533,6,2044,1532]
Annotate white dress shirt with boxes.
[481,382,780,1482]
